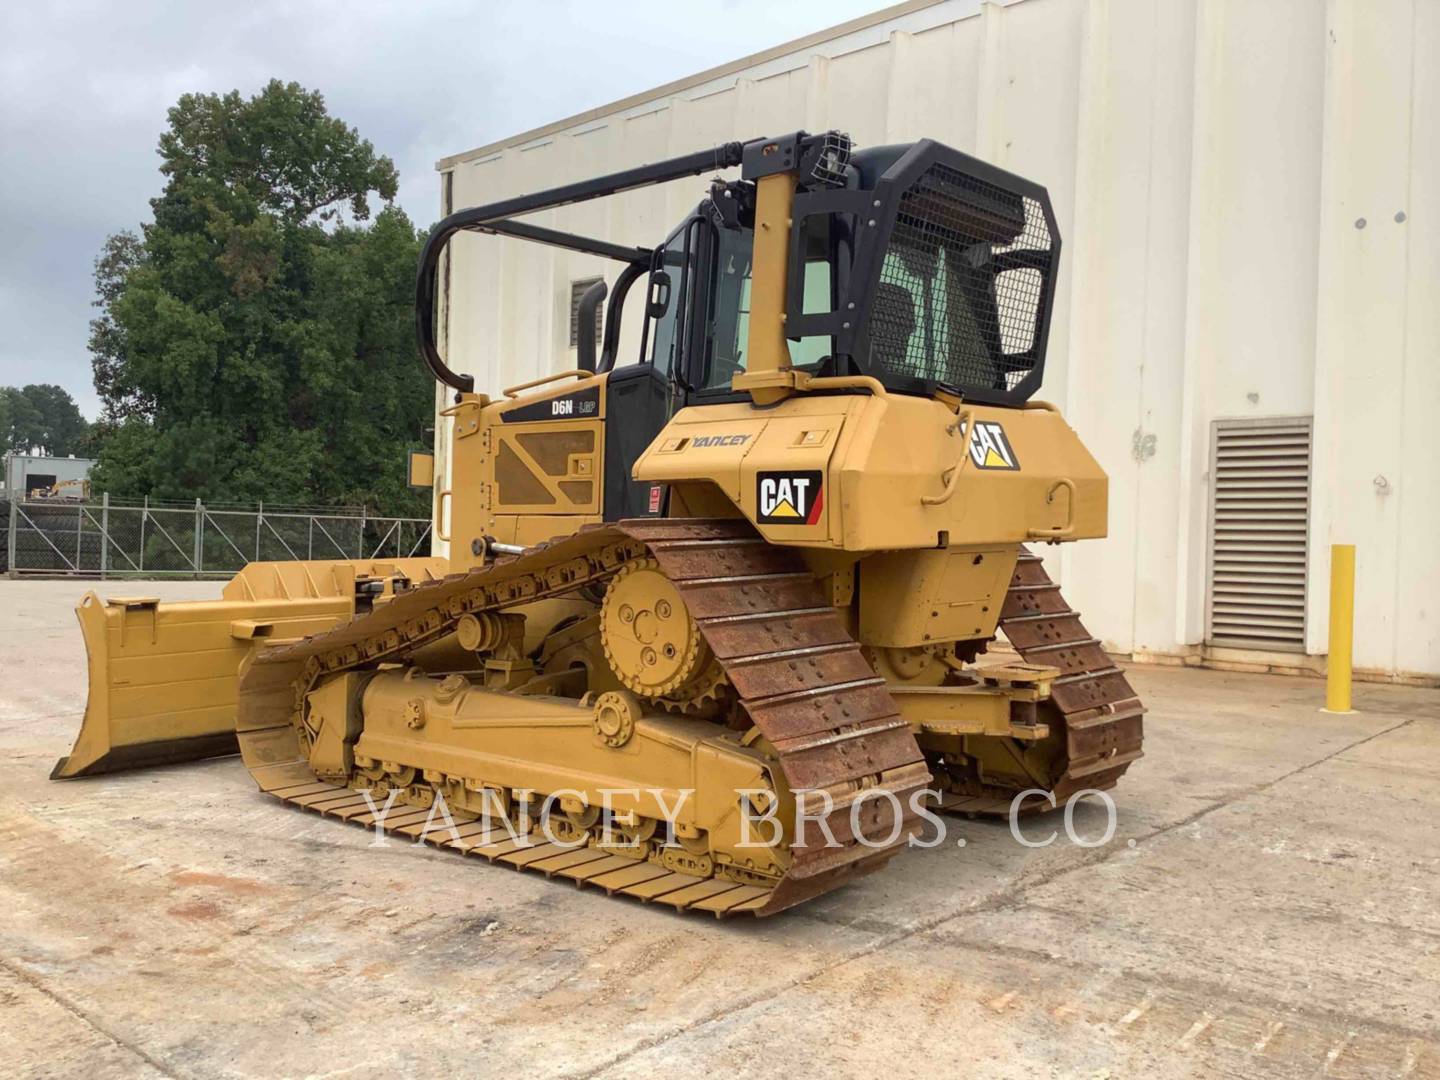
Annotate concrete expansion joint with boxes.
[0,955,181,1079]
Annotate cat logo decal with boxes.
[756,470,824,526]
[968,420,1020,471]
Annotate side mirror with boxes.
[576,279,608,374]
[646,270,672,320]
[408,450,435,489]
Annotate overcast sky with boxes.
[0,0,884,418]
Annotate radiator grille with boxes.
[1206,418,1312,651]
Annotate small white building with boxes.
[2,453,94,497]
[431,0,1439,682]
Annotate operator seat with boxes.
[869,282,916,374]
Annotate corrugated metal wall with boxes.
[435,0,1439,680]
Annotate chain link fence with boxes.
[2,495,432,578]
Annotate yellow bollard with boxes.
[1323,543,1356,714]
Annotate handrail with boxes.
[799,373,890,398]
[921,409,975,507]
[1023,399,1061,413]
[435,489,453,543]
[502,370,591,399]
[1027,478,1077,540]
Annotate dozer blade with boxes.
[52,558,447,780]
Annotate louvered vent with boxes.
[569,277,603,349]
[1206,418,1312,651]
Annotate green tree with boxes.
[0,388,28,451]
[88,80,429,514]
[89,230,149,421]
[0,384,90,455]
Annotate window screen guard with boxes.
[785,140,1060,406]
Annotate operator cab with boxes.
[634,140,1059,409]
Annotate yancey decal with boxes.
[967,420,1020,471]
[756,470,824,526]
[689,433,751,448]
[499,386,600,423]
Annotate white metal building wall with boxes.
[434,0,1440,681]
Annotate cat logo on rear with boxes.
[967,420,1020,470]
[756,470,824,526]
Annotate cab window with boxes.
[648,223,696,377]
[701,218,834,392]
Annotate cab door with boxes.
[603,215,708,519]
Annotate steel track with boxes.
[234,519,929,917]
[934,548,1146,815]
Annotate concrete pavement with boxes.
[1,579,1437,1079]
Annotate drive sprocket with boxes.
[654,654,732,716]
[599,556,716,706]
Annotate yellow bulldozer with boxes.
[53,130,1143,916]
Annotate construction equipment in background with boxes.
[54,130,1143,916]
[33,477,91,501]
